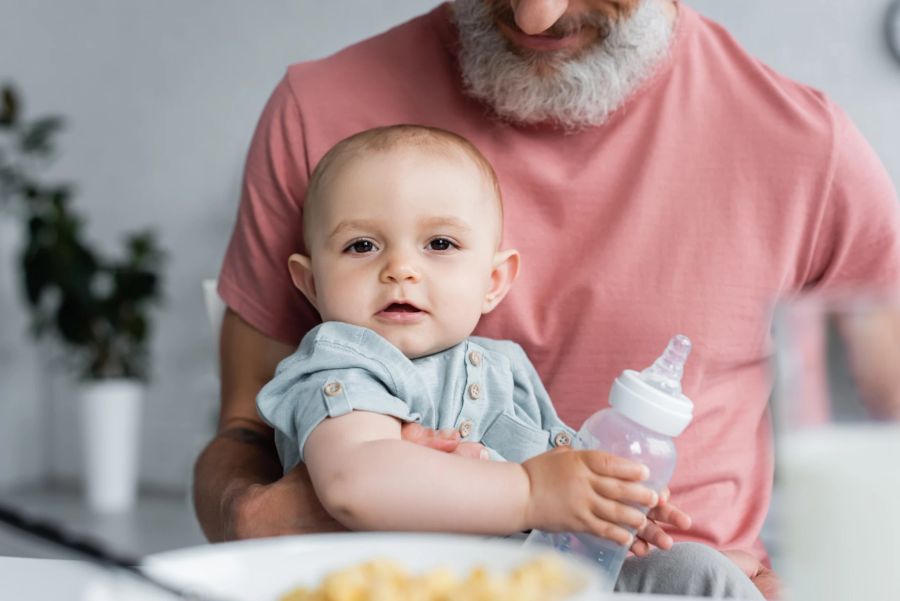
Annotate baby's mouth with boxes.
[384,303,420,312]
[382,302,422,313]
[376,302,426,323]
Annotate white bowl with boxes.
[84,532,610,600]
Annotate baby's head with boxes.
[290,125,520,358]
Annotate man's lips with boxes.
[497,20,586,52]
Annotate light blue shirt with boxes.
[257,322,576,471]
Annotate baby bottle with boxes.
[525,335,695,592]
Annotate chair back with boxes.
[202,279,226,356]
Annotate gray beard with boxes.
[452,0,674,131]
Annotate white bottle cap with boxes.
[609,369,694,437]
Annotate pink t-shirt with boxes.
[219,2,900,560]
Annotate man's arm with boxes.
[193,308,344,541]
[837,308,900,420]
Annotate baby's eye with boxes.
[428,238,457,252]
[345,239,376,254]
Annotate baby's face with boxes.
[293,147,515,358]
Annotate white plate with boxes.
[84,532,610,600]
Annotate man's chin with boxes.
[453,0,675,131]
[511,50,595,79]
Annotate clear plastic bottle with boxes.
[525,335,695,592]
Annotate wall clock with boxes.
[888,0,900,64]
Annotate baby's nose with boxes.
[380,254,421,283]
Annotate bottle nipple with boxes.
[639,335,692,396]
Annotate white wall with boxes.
[0,222,44,487]
[0,0,897,491]
[0,0,443,490]
[688,0,900,181]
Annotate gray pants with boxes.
[616,542,765,599]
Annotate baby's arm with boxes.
[304,410,656,541]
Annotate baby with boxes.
[257,124,657,543]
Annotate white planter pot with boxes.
[78,379,144,512]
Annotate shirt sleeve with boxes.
[256,324,422,464]
[217,74,320,345]
[805,103,900,291]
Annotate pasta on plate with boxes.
[280,555,584,601]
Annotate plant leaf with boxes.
[0,86,18,128]
[55,295,95,345]
[20,116,64,155]
[21,243,53,307]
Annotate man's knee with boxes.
[616,542,764,599]
[666,542,744,582]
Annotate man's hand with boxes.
[723,549,783,600]
[222,462,345,540]
[629,487,692,556]
[400,422,489,459]
[522,447,657,545]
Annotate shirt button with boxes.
[459,419,474,438]
[467,383,481,400]
[468,350,482,367]
[323,381,343,397]
[554,432,572,447]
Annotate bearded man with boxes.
[194,1,900,598]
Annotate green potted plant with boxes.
[0,84,165,511]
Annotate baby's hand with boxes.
[521,447,658,545]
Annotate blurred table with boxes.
[1,556,99,600]
[0,485,205,559]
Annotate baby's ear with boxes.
[288,253,318,309]
[483,249,521,314]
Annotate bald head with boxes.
[302,125,504,252]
